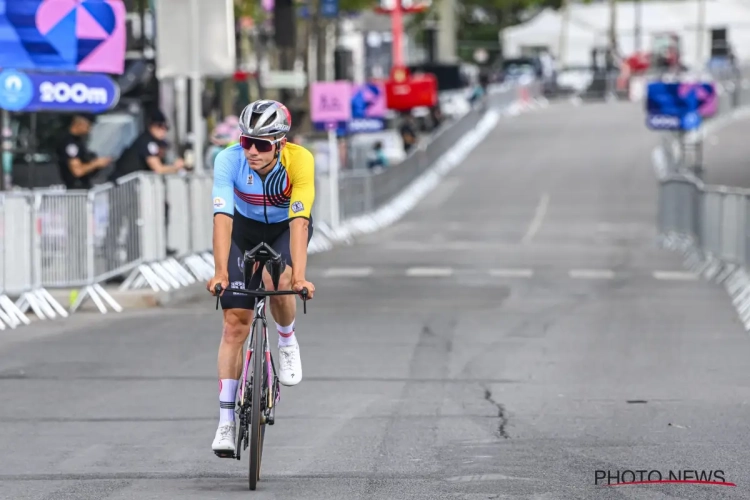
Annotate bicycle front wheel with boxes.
[249,317,266,490]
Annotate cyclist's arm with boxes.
[287,148,315,283]
[212,150,236,277]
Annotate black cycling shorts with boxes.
[220,217,314,311]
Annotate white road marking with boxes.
[521,193,550,244]
[569,269,615,279]
[405,267,454,277]
[490,268,534,278]
[652,270,699,281]
[323,267,373,278]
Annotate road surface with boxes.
[1,101,748,500]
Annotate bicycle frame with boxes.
[238,294,280,415]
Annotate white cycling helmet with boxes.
[238,99,292,139]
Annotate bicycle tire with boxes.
[248,314,266,490]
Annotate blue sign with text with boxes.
[645,81,702,131]
[0,69,120,113]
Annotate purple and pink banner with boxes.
[0,0,127,75]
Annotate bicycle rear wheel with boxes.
[248,314,267,490]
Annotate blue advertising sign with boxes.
[313,82,386,135]
[0,69,120,113]
[321,0,339,17]
[645,81,702,131]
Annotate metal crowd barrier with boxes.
[0,171,215,327]
[333,80,542,222]
[655,66,750,330]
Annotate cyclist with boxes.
[207,99,316,456]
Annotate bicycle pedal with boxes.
[213,450,236,459]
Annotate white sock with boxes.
[277,320,297,347]
[219,379,238,423]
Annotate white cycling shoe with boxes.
[278,343,303,386]
[212,421,236,457]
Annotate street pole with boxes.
[190,0,205,173]
[696,0,706,71]
[634,0,642,52]
[327,126,339,229]
[558,0,570,68]
[392,0,403,67]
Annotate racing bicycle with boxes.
[213,242,309,491]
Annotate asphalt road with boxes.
[2,101,749,500]
[703,113,750,188]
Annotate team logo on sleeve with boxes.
[213,197,226,209]
[291,201,304,213]
[65,144,78,157]
[148,142,159,155]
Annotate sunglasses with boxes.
[240,135,280,152]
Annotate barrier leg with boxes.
[70,285,121,314]
[36,288,69,319]
[184,254,213,281]
[17,291,52,320]
[0,296,30,326]
[120,264,171,292]
[0,306,12,329]
[150,262,182,289]
[163,257,195,285]
[92,283,123,313]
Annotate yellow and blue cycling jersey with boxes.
[212,142,315,224]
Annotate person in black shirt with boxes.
[56,113,111,190]
[54,113,111,282]
[109,110,184,181]
[106,110,184,276]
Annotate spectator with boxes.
[429,106,443,131]
[55,113,112,283]
[399,114,418,154]
[108,110,184,181]
[105,110,184,280]
[367,141,388,171]
[56,113,111,190]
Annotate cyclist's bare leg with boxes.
[263,265,295,326]
[262,265,303,385]
[218,308,253,379]
[212,308,253,455]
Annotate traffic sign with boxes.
[310,81,352,125]
[0,69,120,113]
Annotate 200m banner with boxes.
[0,69,120,113]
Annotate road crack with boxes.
[483,387,510,439]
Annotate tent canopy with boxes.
[501,0,750,69]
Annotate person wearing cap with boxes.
[56,113,112,190]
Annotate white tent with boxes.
[501,0,750,70]
[503,8,600,67]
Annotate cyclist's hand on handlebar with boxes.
[208,274,229,296]
[292,279,315,299]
